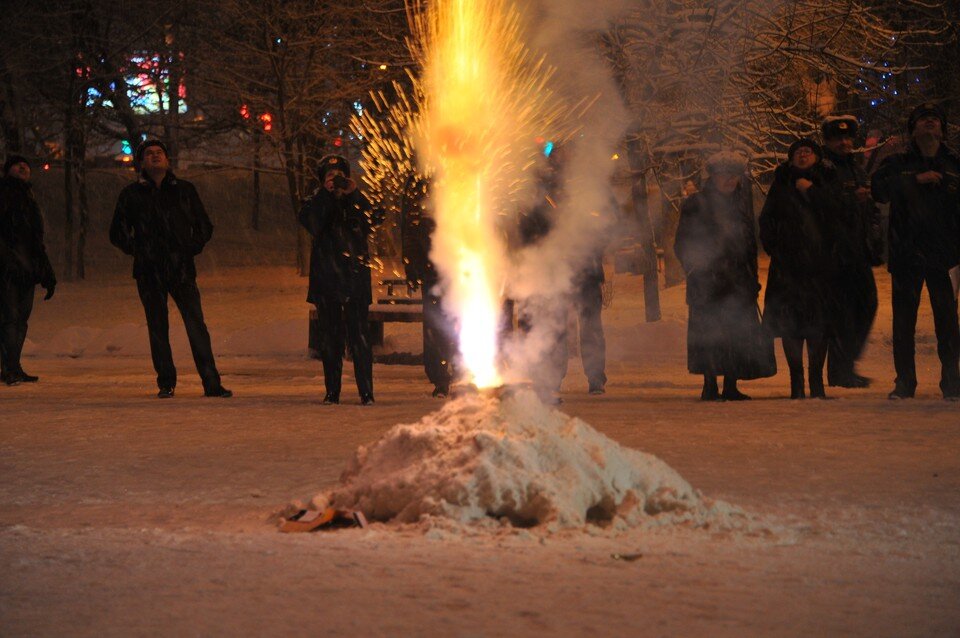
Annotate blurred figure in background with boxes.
[515,146,609,402]
[401,173,457,398]
[675,151,775,401]
[820,115,882,389]
[872,102,960,401]
[760,139,842,399]
[0,155,56,385]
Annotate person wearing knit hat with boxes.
[787,137,822,163]
[760,137,844,399]
[299,154,383,405]
[1,154,56,385]
[135,139,168,168]
[907,102,946,135]
[872,100,960,400]
[3,154,31,178]
[110,139,232,399]
[704,150,748,176]
[820,115,882,389]
[676,150,775,401]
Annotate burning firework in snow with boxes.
[358,0,566,388]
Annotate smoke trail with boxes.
[502,0,634,384]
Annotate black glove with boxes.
[43,280,56,300]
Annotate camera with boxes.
[332,174,351,190]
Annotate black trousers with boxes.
[423,287,456,390]
[316,295,373,398]
[891,268,960,396]
[137,278,221,392]
[0,279,35,375]
[827,265,878,382]
[519,282,607,393]
[575,281,607,389]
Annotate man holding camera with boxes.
[299,154,382,405]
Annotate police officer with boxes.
[299,155,382,405]
[820,115,882,388]
[872,102,960,400]
[110,140,231,399]
[1,155,56,385]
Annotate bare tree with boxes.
[192,0,409,273]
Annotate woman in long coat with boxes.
[759,139,841,399]
[675,151,774,401]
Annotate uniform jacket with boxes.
[871,142,960,273]
[298,186,380,305]
[110,172,213,284]
[822,148,884,266]
[0,176,56,287]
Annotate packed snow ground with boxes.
[2,265,959,636]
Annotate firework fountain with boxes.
[316,0,729,531]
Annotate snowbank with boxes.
[316,388,728,531]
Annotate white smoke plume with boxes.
[502,0,634,388]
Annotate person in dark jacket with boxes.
[675,151,774,401]
[871,102,960,400]
[401,173,457,398]
[110,140,231,399]
[0,155,56,385]
[821,115,883,389]
[760,139,842,399]
[299,155,383,405]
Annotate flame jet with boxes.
[407,0,565,388]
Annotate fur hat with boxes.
[317,154,351,180]
[821,115,859,140]
[135,139,169,164]
[705,150,748,175]
[908,102,947,134]
[787,138,822,162]
[3,154,30,175]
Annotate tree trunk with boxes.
[0,50,25,153]
[63,101,88,281]
[252,128,261,231]
[63,106,76,279]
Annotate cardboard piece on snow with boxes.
[279,507,367,533]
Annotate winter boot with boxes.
[789,370,805,399]
[809,371,827,399]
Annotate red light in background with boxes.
[333,137,343,147]
[43,163,50,171]
[259,112,273,132]
[240,104,251,119]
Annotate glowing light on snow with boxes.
[409,0,563,388]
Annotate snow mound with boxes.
[316,388,720,530]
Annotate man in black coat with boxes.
[110,140,231,399]
[0,155,56,385]
[821,116,883,388]
[401,173,456,398]
[872,102,960,400]
[299,155,382,405]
